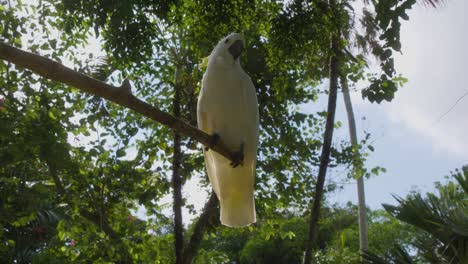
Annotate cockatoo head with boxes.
[210,33,245,65]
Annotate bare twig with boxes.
[431,90,468,127]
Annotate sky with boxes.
[323,0,467,209]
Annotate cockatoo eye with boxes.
[224,38,229,44]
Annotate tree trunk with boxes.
[172,67,184,264]
[340,76,369,252]
[182,192,218,264]
[303,21,340,264]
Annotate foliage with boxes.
[361,245,416,264]
[335,208,417,254]
[315,247,360,264]
[360,0,417,103]
[56,0,177,64]
[1,1,172,262]
[363,166,468,263]
[191,203,421,263]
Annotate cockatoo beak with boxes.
[228,40,244,60]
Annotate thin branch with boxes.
[0,41,237,163]
[431,90,468,127]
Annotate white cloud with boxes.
[385,0,468,159]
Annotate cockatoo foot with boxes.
[230,143,244,168]
[205,133,220,151]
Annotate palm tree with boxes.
[3,206,63,263]
[341,0,446,255]
[340,76,369,252]
[362,166,468,263]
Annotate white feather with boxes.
[197,33,259,227]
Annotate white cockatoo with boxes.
[197,33,259,227]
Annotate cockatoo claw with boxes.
[205,133,220,151]
[230,143,245,168]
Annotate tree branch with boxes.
[2,41,224,262]
[182,192,219,264]
[0,41,237,163]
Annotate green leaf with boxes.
[116,148,126,157]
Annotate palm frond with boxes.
[361,245,415,264]
[89,57,115,81]
[383,169,468,263]
[453,166,468,194]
